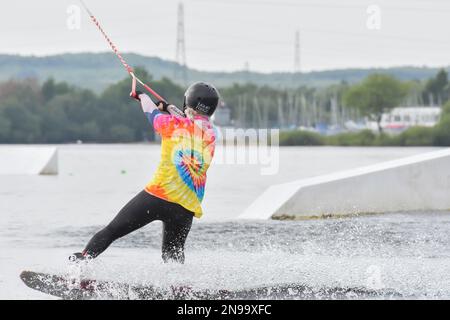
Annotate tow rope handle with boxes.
[130,72,167,103]
[131,73,137,98]
[130,73,185,117]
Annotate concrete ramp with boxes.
[240,148,450,220]
[0,146,58,175]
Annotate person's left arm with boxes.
[131,91,187,135]
[137,93,162,129]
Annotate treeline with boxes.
[221,69,450,132]
[0,67,343,143]
[279,69,450,146]
[0,68,184,143]
[1,65,450,145]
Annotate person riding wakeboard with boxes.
[70,81,219,264]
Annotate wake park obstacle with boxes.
[0,146,58,175]
[240,148,450,220]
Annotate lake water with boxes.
[1,145,449,299]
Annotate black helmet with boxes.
[183,82,219,116]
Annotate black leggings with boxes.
[83,191,193,263]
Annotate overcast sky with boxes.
[2,0,450,73]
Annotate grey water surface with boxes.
[1,145,448,299]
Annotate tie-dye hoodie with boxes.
[144,106,216,218]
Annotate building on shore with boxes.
[367,106,442,134]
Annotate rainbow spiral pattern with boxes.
[145,114,215,218]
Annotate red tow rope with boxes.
[79,0,166,102]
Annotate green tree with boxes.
[343,74,407,133]
[423,69,448,105]
[2,102,41,143]
[0,117,11,142]
[432,100,450,146]
[42,78,70,102]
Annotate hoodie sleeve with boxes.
[139,93,162,130]
[153,113,190,137]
